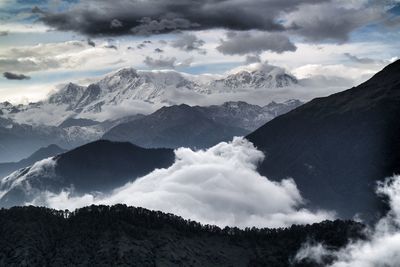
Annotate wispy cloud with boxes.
[295,175,400,267]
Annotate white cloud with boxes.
[30,137,333,228]
[10,103,75,126]
[226,61,288,76]
[295,175,400,267]
[0,82,57,104]
[293,64,377,86]
[0,41,125,73]
[0,23,50,34]
[79,99,160,121]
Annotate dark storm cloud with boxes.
[0,31,9,36]
[154,48,164,53]
[285,2,385,42]
[136,41,152,49]
[171,33,205,52]
[87,39,95,47]
[3,72,31,80]
[104,44,117,50]
[110,19,123,29]
[131,17,197,35]
[217,31,297,55]
[143,56,176,69]
[32,0,330,36]
[245,54,262,64]
[31,6,45,14]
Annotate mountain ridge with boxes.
[102,100,302,149]
[0,140,175,207]
[103,103,249,149]
[0,63,299,122]
[0,99,302,162]
[246,60,400,220]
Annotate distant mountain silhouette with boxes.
[0,99,300,162]
[54,140,175,192]
[198,100,303,131]
[0,140,175,207]
[247,60,400,220]
[0,144,66,178]
[103,104,249,149]
[0,205,365,266]
[102,101,302,149]
[0,116,101,163]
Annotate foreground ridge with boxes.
[247,60,400,220]
[0,204,365,267]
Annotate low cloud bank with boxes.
[295,175,400,267]
[30,137,333,228]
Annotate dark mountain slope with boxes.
[0,205,365,267]
[54,140,175,191]
[103,104,249,149]
[247,60,400,220]
[0,140,175,207]
[0,144,66,178]
[196,100,303,131]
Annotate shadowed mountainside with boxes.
[54,140,175,192]
[247,60,400,220]
[103,104,249,149]
[0,140,175,207]
[102,100,302,149]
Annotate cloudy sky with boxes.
[0,0,399,103]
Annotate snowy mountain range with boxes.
[209,65,298,93]
[1,64,299,124]
[47,65,298,115]
[0,65,302,162]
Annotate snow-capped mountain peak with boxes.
[209,63,298,92]
[48,64,299,115]
[0,64,302,125]
[48,82,86,109]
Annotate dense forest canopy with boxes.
[0,205,365,266]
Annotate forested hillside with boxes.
[0,205,365,267]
